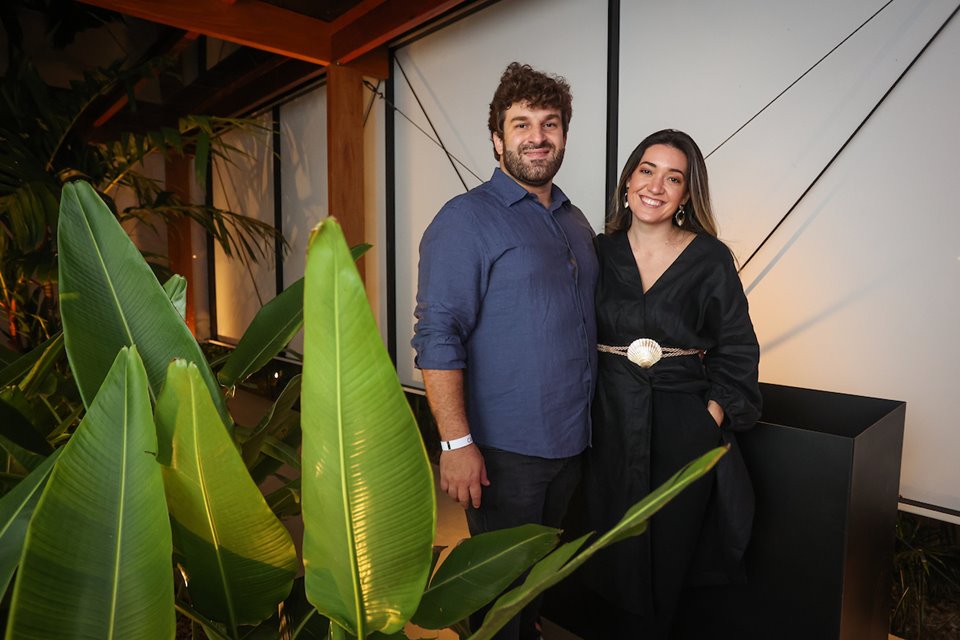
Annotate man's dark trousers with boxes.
[466,446,583,640]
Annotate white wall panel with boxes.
[388,0,960,514]
[393,0,609,388]
[620,0,955,258]
[740,10,960,513]
[278,82,387,352]
[281,87,329,287]
[117,153,167,260]
[212,114,276,342]
[280,87,328,353]
[620,0,960,513]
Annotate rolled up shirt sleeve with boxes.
[412,202,488,370]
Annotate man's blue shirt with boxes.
[412,168,598,458]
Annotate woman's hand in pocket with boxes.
[707,400,725,428]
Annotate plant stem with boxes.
[328,623,360,640]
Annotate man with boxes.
[412,62,598,640]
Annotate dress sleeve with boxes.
[702,247,762,431]
[411,202,488,370]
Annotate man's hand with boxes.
[421,369,489,507]
[439,444,490,509]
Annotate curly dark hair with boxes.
[487,62,573,161]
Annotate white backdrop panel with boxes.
[394,0,609,388]
[280,86,328,354]
[390,0,960,515]
[740,12,960,514]
[621,0,960,514]
[619,0,954,259]
[212,114,276,342]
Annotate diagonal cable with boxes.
[707,0,894,159]
[394,57,471,191]
[364,79,484,186]
[362,80,380,126]
[738,1,960,274]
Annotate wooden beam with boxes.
[77,0,334,65]
[66,26,190,138]
[328,0,388,32]
[164,156,197,335]
[88,51,330,142]
[172,51,324,118]
[326,64,366,279]
[85,102,172,143]
[332,0,469,63]
[91,30,199,128]
[345,46,389,81]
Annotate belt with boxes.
[597,338,702,368]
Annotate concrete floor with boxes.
[404,468,465,640]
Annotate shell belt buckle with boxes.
[627,338,662,368]
[597,339,701,367]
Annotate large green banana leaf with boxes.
[154,359,298,634]
[0,333,67,455]
[5,347,175,639]
[468,446,728,640]
[0,334,61,388]
[301,219,435,637]
[412,525,559,630]
[0,394,52,455]
[162,274,188,320]
[15,332,64,398]
[240,374,302,468]
[57,181,227,421]
[0,448,60,596]
[0,433,47,472]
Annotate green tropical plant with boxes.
[5,346,175,638]
[57,180,229,417]
[0,330,75,498]
[0,182,727,639]
[891,511,960,639]
[156,358,299,633]
[0,56,281,353]
[0,448,59,595]
[300,218,436,637]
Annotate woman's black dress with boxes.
[582,231,761,635]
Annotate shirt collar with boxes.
[489,167,570,212]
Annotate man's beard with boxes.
[502,143,565,187]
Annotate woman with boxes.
[583,129,761,637]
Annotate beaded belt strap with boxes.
[597,338,701,369]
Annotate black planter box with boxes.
[545,383,906,639]
[674,383,906,639]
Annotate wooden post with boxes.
[165,156,197,335]
[326,63,366,279]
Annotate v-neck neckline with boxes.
[623,231,701,296]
